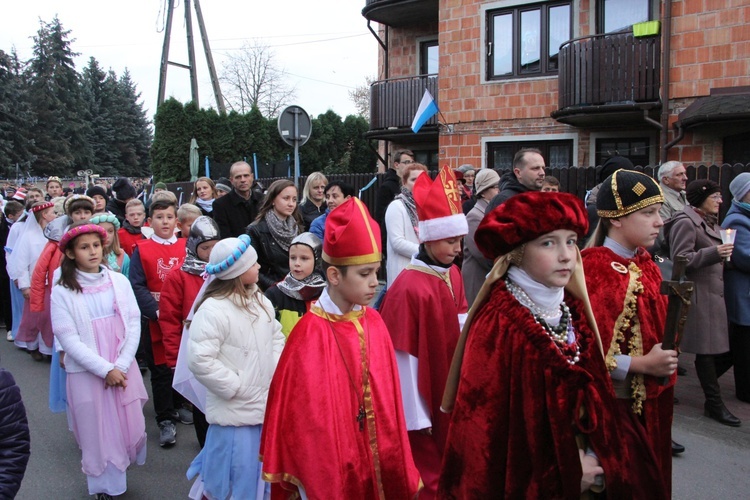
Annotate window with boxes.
[599,0,651,33]
[487,140,574,169]
[595,137,651,167]
[487,2,571,80]
[413,149,439,169]
[420,41,439,75]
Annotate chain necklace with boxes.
[324,310,370,431]
[506,278,581,365]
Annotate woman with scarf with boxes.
[188,177,218,218]
[246,179,302,292]
[160,216,221,447]
[264,232,326,338]
[384,163,428,289]
[665,179,740,427]
[462,168,501,305]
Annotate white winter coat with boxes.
[187,288,284,426]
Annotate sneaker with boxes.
[158,420,177,447]
[175,407,194,425]
[95,493,114,500]
[5,331,12,342]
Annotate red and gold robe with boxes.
[379,263,467,498]
[439,281,631,499]
[260,298,422,499]
[581,246,673,499]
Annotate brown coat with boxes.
[665,206,729,354]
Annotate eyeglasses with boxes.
[708,193,723,201]
[398,159,414,165]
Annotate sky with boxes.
[0,0,378,120]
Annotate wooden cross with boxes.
[659,255,694,385]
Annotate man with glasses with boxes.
[375,149,415,250]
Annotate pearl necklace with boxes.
[506,278,581,365]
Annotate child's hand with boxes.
[59,352,65,369]
[105,368,128,389]
[579,449,604,492]
[634,343,678,378]
[21,288,30,300]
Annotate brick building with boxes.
[362,0,750,170]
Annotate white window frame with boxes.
[589,131,658,167]
[481,132,579,169]
[415,36,439,76]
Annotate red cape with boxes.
[439,281,631,499]
[379,264,467,451]
[581,247,673,498]
[260,305,421,499]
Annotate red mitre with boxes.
[322,197,382,266]
[476,191,588,259]
[413,165,468,243]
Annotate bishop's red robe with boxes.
[581,247,673,499]
[438,281,631,499]
[260,301,422,499]
[379,263,467,498]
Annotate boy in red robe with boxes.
[439,192,631,498]
[129,194,187,447]
[261,197,422,499]
[582,169,677,499]
[379,166,468,498]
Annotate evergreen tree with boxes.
[115,70,152,176]
[81,58,118,176]
[25,17,92,176]
[0,49,36,176]
[150,98,190,182]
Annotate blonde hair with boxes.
[98,220,123,257]
[177,203,201,222]
[125,199,145,212]
[188,177,218,204]
[301,172,328,203]
[584,219,612,249]
[191,277,272,323]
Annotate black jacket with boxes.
[298,200,326,232]
[487,171,532,212]
[0,368,30,498]
[106,197,127,225]
[213,185,264,238]
[374,168,401,226]
[246,219,294,292]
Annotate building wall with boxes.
[665,0,750,164]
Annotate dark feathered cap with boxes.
[475,191,588,259]
[596,170,664,218]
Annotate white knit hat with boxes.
[205,235,258,280]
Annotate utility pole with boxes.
[156,0,226,113]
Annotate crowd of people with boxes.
[0,154,748,499]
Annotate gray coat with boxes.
[665,206,729,354]
[462,199,492,306]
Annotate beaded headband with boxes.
[59,224,107,252]
[89,213,121,230]
[205,234,252,276]
[31,201,55,213]
[64,195,95,214]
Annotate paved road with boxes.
[1,334,199,499]
[2,332,750,498]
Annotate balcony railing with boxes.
[369,75,438,133]
[556,32,660,111]
[362,0,438,27]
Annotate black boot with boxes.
[671,439,685,456]
[696,355,741,427]
[729,323,750,402]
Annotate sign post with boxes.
[277,106,312,186]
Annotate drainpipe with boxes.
[660,0,673,163]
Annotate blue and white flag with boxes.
[411,89,439,133]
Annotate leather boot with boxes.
[729,323,750,402]
[695,355,741,427]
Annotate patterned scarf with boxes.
[395,187,419,238]
[195,197,214,213]
[264,210,299,251]
[276,271,327,301]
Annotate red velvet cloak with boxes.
[438,281,631,499]
[260,305,422,499]
[581,247,673,498]
[379,264,467,452]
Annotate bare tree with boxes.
[348,76,374,118]
[220,40,297,117]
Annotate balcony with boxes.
[366,75,438,142]
[362,0,438,28]
[551,32,661,128]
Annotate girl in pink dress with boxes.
[50,223,148,500]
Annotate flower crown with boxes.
[89,213,121,230]
[205,234,252,276]
[59,224,108,252]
